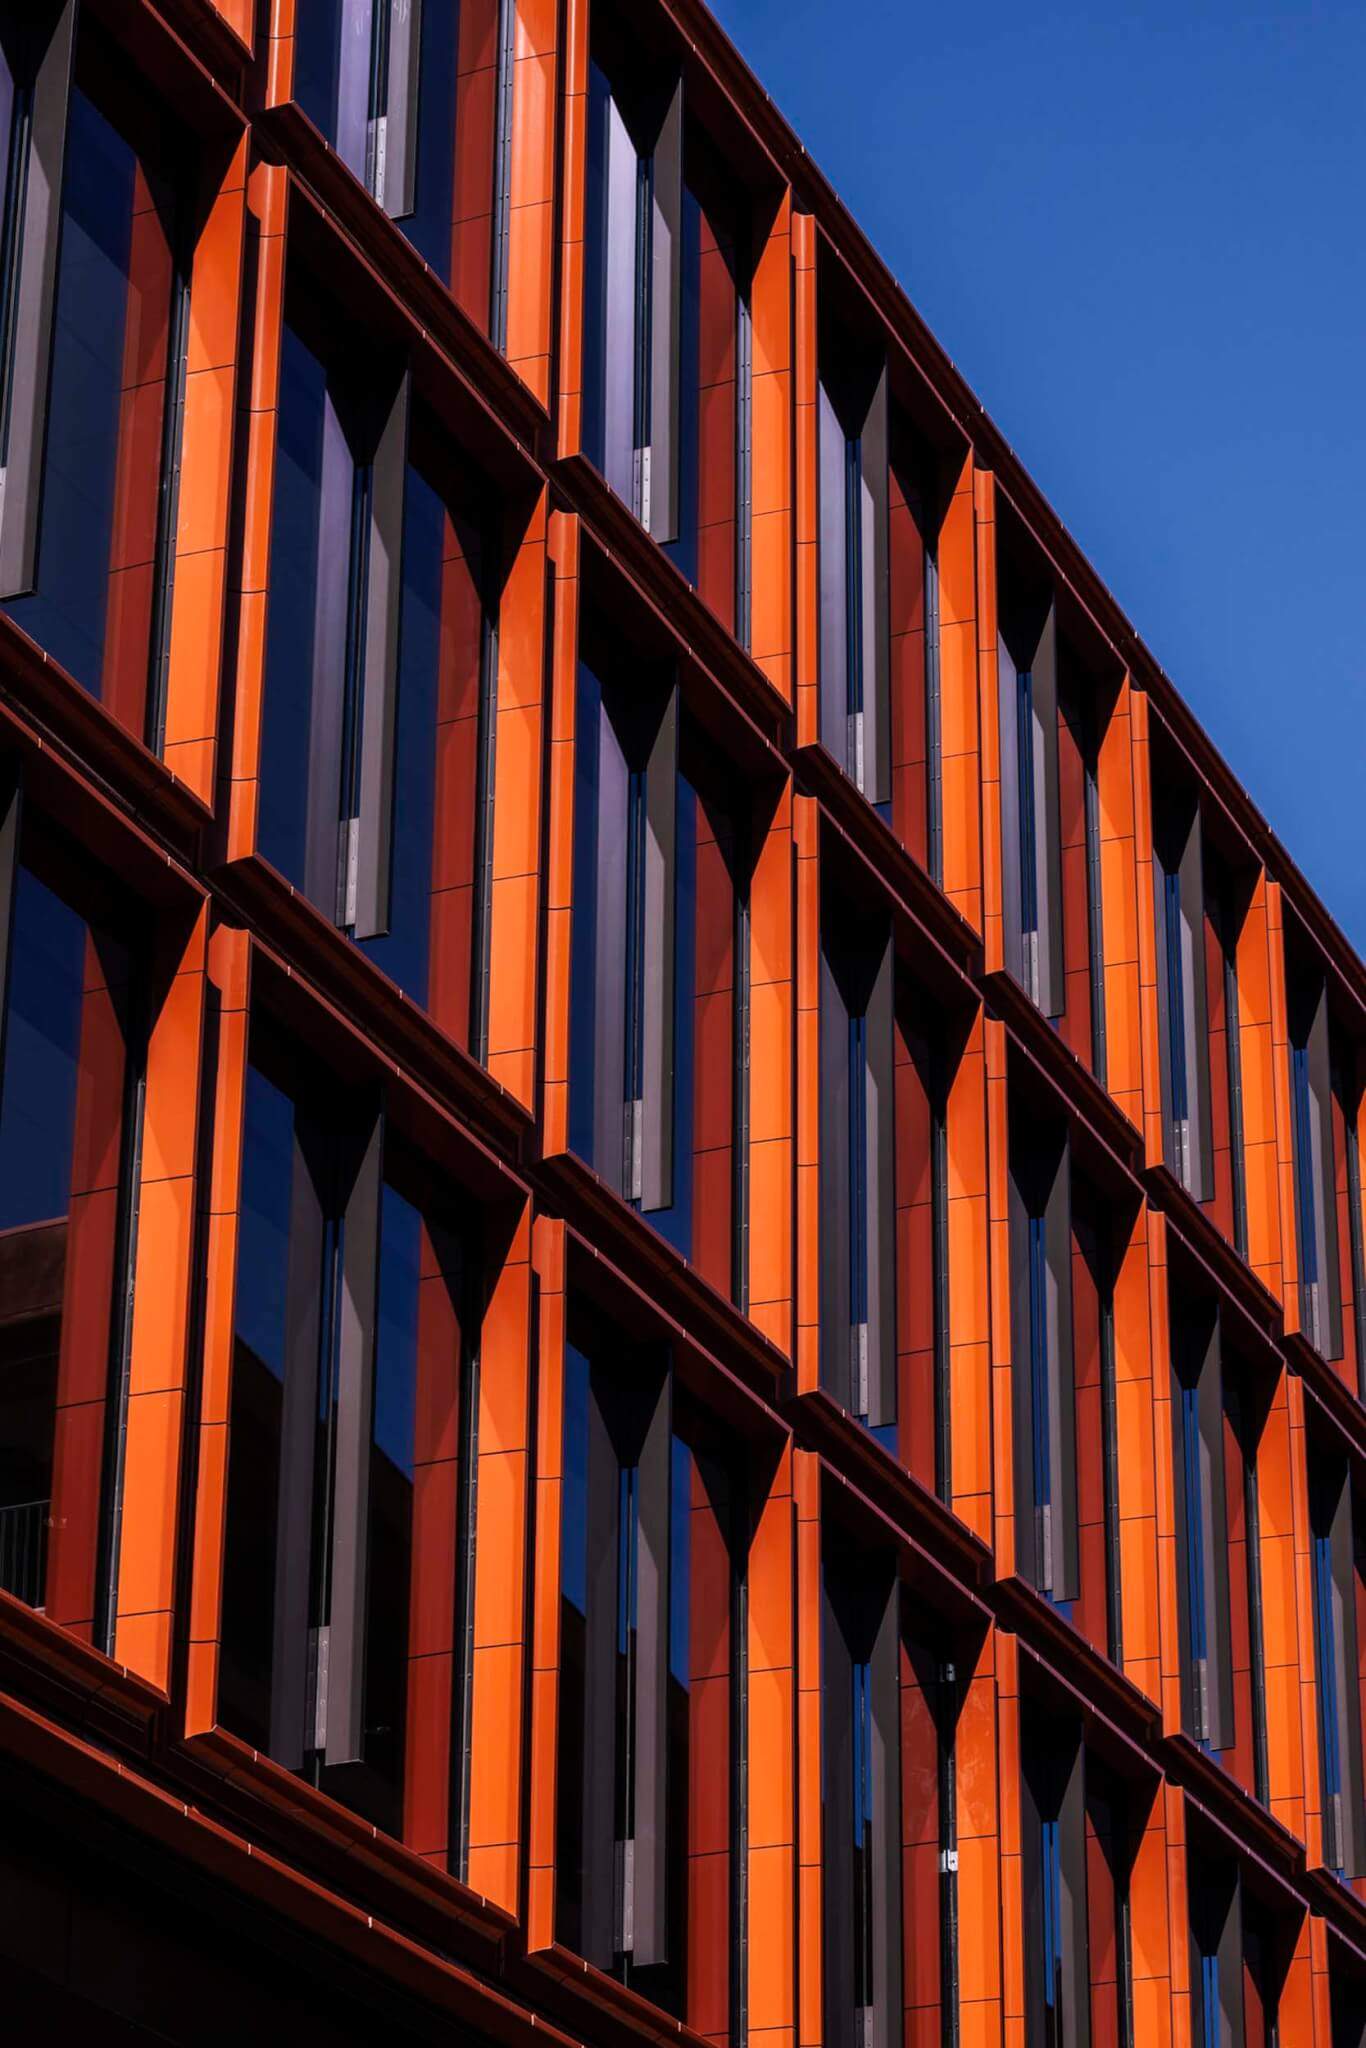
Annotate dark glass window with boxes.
[220,1027,474,1847]
[0,802,139,1632]
[556,1301,740,2025]
[293,0,476,295]
[1019,1701,1090,2048]
[1008,1093,1077,1605]
[1170,1292,1233,1753]
[817,321,890,812]
[818,871,896,1441]
[998,578,1064,1020]
[1308,1442,1366,1881]
[1,23,189,741]
[1152,772,1213,1201]
[568,619,748,1291]
[820,1534,902,2048]
[260,286,495,1042]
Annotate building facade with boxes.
[0,0,1361,2041]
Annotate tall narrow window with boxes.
[220,1035,475,1853]
[1213,868,1250,1257]
[1152,782,1213,1200]
[1170,1297,1234,1752]
[818,348,890,808]
[583,54,683,543]
[293,3,462,280]
[556,1309,739,2024]
[260,300,498,1042]
[819,889,895,1436]
[1308,1446,1366,1881]
[822,1537,901,2048]
[1020,1701,1089,2047]
[1085,1763,1135,2048]
[0,779,142,1635]
[1188,1848,1245,2048]
[1345,1058,1366,1401]
[998,599,1064,1017]
[1289,971,1343,1361]
[0,4,75,603]
[1008,1102,1077,1603]
[0,17,194,748]
[569,629,747,1287]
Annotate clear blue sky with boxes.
[710,0,1366,952]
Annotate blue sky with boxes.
[709,0,1366,952]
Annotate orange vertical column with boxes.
[465,1195,534,1912]
[223,164,288,865]
[1266,881,1303,1336]
[114,903,211,1690]
[1114,1204,1163,1708]
[506,0,559,405]
[963,1623,1007,2047]
[1146,1206,1186,1739]
[1257,1356,1308,1845]
[975,468,1004,976]
[940,452,982,935]
[486,487,549,1110]
[1129,689,1167,1176]
[541,510,579,1160]
[985,1013,1016,1579]
[1286,1370,1326,1873]
[527,1210,565,1950]
[556,0,588,461]
[1097,675,1146,1132]
[185,922,252,1736]
[792,212,817,743]
[794,1448,821,2048]
[1127,1779,1176,2043]
[451,0,499,334]
[263,0,296,111]
[1239,873,1283,1300]
[752,193,795,705]
[947,1007,992,1543]
[792,794,820,1391]
[164,132,248,805]
[1163,1785,1187,2039]
[749,777,796,1356]
[751,1442,798,2048]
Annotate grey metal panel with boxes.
[646,79,683,544]
[1007,1123,1038,1590]
[1045,1125,1079,1604]
[820,1548,857,2046]
[867,1571,903,2048]
[1057,1728,1092,2048]
[818,379,849,772]
[1305,978,1344,1360]
[304,386,353,918]
[592,680,629,1194]
[582,1356,623,1969]
[1196,1306,1234,1752]
[379,0,421,219]
[353,369,410,940]
[631,1364,673,1966]
[997,632,1024,996]
[864,927,897,1430]
[640,685,677,1213]
[1329,1463,1366,1878]
[0,2,75,600]
[860,366,891,808]
[819,911,853,1410]
[1178,802,1214,1202]
[602,86,637,506]
[335,0,374,183]
[270,1114,328,1772]
[1031,603,1065,1020]
[326,1105,383,1767]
